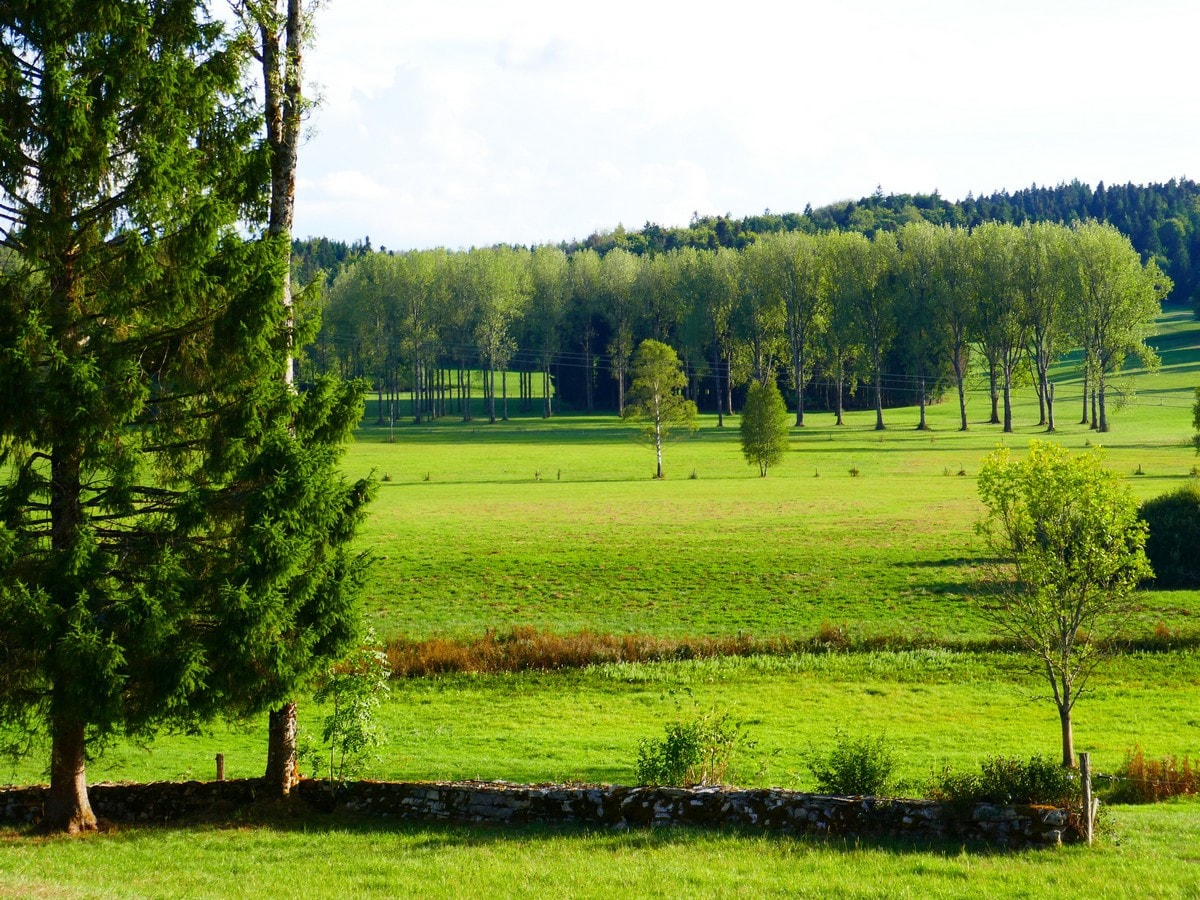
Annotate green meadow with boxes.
[4,309,1200,896]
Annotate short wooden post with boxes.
[1078,751,1094,845]
[216,753,226,783]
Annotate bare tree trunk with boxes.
[1097,371,1109,432]
[264,701,299,794]
[260,0,305,798]
[916,376,928,430]
[1059,703,1075,769]
[953,351,968,431]
[1046,381,1056,433]
[713,347,724,427]
[988,363,1001,424]
[44,715,97,833]
[1081,367,1090,425]
[1002,361,1014,433]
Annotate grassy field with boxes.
[345,308,1200,642]
[3,310,1199,896]
[2,803,1200,899]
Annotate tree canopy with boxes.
[975,441,1152,767]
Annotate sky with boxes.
[293,0,1200,252]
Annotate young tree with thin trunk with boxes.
[740,381,790,476]
[622,340,697,479]
[976,441,1152,768]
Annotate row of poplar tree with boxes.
[312,219,1169,434]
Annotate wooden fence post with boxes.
[1078,751,1094,845]
[216,753,226,783]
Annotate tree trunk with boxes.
[264,700,299,796]
[1046,381,1056,432]
[793,345,805,427]
[1002,362,1013,433]
[501,368,509,421]
[953,351,968,431]
[1080,367,1090,425]
[44,715,97,833]
[714,347,724,427]
[873,358,885,431]
[916,376,928,430]
[1097,371,1109,432]
[988,363,1001,424]
[1059,703,1075,769]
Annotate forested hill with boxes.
[293,179,1200,308]
[562,180,1200,308]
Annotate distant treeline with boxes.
[294,179,1200,308]
[295,217,1166,434]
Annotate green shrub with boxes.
[635,709,747,786]
[806,730,895,796]
[1139,484,1200,588]
[928,754,1079,806]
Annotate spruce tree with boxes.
[0,1,369,832]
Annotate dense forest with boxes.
[293,213,1167,433]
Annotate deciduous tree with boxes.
[739,381,790,476]
[976,441,1152,767]
[622,340,697,479]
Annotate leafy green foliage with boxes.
[739,381,790,476]
[928,755,1079,807]
[622,339,697,478]
[635,709,747,786]
[806,730,896,796]
[977,441,1153,765]
[1139,484,1200,588]
[310,637,392,786]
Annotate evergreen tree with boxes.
[0,1,369,831]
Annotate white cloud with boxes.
[293,0,1200,250]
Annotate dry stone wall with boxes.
[0,779,1076,848]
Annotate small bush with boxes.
[928,754,1078,807]
[636,709,748,787]
[807,730,895,796]
[1106,746,1198,803]
[849,466,860,478]
[1139,484,1200,588]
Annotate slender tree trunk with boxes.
[501,368,509,421]
[835,366,845,426]
[44,714,97,833]
[1098,370,1109,432]
[1002,362,1014,433]
[916,377,928,430]
[713,347,724,427]
[584,341,594,412]
[724,353,734,417]
[1081,367,1090,425]
[953,351,968,431]
[873,360,885,431]
[794,348,806,427]
[1091,388,1099,431]
[260,0,306,798]
[1036,365,1048,426]
[988,363,1001,424]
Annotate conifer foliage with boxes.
[0,1,370,832]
